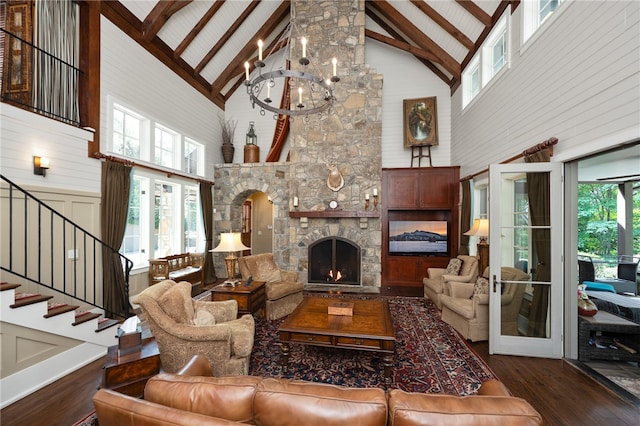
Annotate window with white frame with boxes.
[110,102,206,269]
[122,171,204,269]
[523,0,564,44]
[462,13,508,108]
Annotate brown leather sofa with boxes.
[93,355,543,426]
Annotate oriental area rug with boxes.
[249,295,497,395]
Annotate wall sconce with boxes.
[293,196,299,208]
[267,196,273,204]
[33,156,50,177]
[372,188,378,210]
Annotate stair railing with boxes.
[0,175,132,319]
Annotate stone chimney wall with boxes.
[214,0,383,287]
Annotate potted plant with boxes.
[219,115,237,163]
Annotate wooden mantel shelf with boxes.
[289,210,379,218]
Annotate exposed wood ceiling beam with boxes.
[174,0,226,58]
[101,0,225,108]
[211,0,290,97]
[365,29,439,63]
[142,0,192,42]
[367,0,460,78]
[365,3,453,85]
[195,0,261,74]
[410,0,473,50]
[455,0,491,27]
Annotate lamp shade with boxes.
[464,218,489,238]
[210,232,250,252]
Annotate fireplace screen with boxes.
[308,237,361,285]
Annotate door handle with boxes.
[493,275,497,293]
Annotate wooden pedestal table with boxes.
[278,297,396,387]
[102,337,161,397]
[211,280,266,317]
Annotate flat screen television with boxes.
[389,220,448,256]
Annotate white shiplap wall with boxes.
[100,18,223,178]
[451,1,640,178]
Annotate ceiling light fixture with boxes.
[245,18,339,120]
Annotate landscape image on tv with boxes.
[389,220,448,255]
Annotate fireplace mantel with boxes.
[289,210,379,218]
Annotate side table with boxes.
[578,311,639,364]
[211,280,266,317]
[102,337,161,397]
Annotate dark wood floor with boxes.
[2,288,639,425]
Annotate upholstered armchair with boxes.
[133,280,255,375]
[423,255,479,309]
[439,267,529,342]
[238,253,304,320]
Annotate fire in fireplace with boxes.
[308,237,361,285]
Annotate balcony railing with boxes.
[1,28,81,126]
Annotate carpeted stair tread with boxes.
[10,294,53,308]
[96,318,120,332]
[1,283,21,291]
[44,303,80,318]
[73,311,102,326]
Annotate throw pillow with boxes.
[472,276,490,297]
[192,308,216,326]
[445,258,462,275]
[158,281,194,324]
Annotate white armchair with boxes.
[423,255,478,309]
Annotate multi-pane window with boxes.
[112,105,143,158]
[523,0,564,44]
[462,14,508,108]
[111,102,206,269]
[513,179,530,272]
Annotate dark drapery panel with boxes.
[101,160,132,318]
[199,181,217,283]
[459,179,472,255]
[525,149,551,337]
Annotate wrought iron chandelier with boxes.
[245,19,340,119]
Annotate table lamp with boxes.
[210,232,250,283]
[464,218,489,274]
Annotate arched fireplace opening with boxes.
[308,237,361,285]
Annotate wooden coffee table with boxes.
[211,280,266,317]
[278,296,396,386]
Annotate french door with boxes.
[489,162,563,358]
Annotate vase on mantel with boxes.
[222,143,235,163]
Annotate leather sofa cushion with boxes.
[388,389,543,426]
[145,374,261,423]
[94,388,243,426]
[254,378,388,426]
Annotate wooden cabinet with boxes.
[382,167,460,287]
[102,338,161,398]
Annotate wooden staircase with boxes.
[0,281,120,408]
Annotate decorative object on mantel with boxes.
[364,193,370,211]
[464,218,489,275]
[373,188,379,210]
[245,16,339,120]
[324,160,344,192]
[219,115,237,164]
[244,121,259,163]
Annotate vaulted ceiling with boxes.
[102,0,510,110]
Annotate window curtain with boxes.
[101,160,132,318]
[459,179,472,255]
[34,0,79,123]
[525,148,551,337]
[199,181,217,283]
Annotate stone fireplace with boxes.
[213,0,383,289]
[309,236,361,285]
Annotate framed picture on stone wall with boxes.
[403,97,438,148]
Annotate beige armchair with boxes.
[238,253,304,320]
[133,280,255,375]
[423,255,478,309]
[439,267,529,342]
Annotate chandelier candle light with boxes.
[245,19,339,119]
